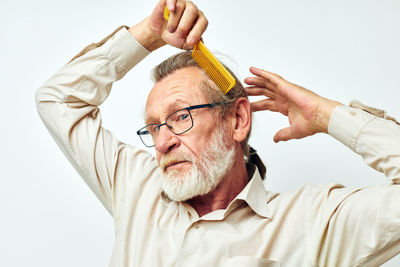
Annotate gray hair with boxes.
[152,52,266,179]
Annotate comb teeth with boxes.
[192,41,236,95]
[192,50,230,94]
[163,5,235,94]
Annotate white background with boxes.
[1,0,399,266]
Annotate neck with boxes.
[187,157,249,218]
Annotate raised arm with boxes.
[245,67,400,265]
[244,66,400,182]
[35,0,208,214]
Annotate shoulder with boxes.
[265,183,361,218]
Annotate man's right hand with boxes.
[129,0,208,51]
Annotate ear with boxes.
[230,97,252,143]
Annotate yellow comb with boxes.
[163,6,236,94]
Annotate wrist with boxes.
[128,18,166,51]
[315,98,343,134]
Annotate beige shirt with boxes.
[36,27,400,267]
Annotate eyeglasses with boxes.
[137,102,224,147]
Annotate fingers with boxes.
[132,0,205,52]
[245,86,276,99]
[174,3,198,38]
[273,127,293,143]
[250,99,278,112]
[166,0,177,12]
[151,0,170,32]
[244,77,276,92]
[166,1,186,33]
[163,1,207,49]
[186,11,208,45]
[248,66,284,87]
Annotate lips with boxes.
[160,153,193,173]
[163,160,189,171]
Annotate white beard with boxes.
[160,126,235,202]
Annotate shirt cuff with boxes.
[102,27,151,78]
[328,105,377,151]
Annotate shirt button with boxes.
[193,222,200,229]
[349,111,356,116]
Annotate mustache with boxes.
[160,153,193,172]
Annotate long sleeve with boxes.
[328,104,400,183]
[307,105,400,266]
[35,27,155,215]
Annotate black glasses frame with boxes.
[137,102,224,147]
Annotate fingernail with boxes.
[167,25,174,33]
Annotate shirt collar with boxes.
[234,167,271,218]
[160,167,271,219]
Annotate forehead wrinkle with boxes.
[145,98,194,124]
[145,67,208,124]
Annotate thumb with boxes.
[273,127,293,143]
[150,0,168,32]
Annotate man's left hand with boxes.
[244,67,342,143]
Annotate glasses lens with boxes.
[166,108,193,134]
[138,125,157,147]
[137,108,196,147]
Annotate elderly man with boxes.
[36,0,400,266]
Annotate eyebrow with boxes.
[145,100,191,125]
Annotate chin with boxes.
[161,166,223,202]
[164,169,187,184]
[161,124,236,202]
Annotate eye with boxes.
[177,113,189,121]
[148,124,160,134]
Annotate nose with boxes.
[154,124,180,153]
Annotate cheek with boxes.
[179,134,209,158]
[180,136,202,154]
